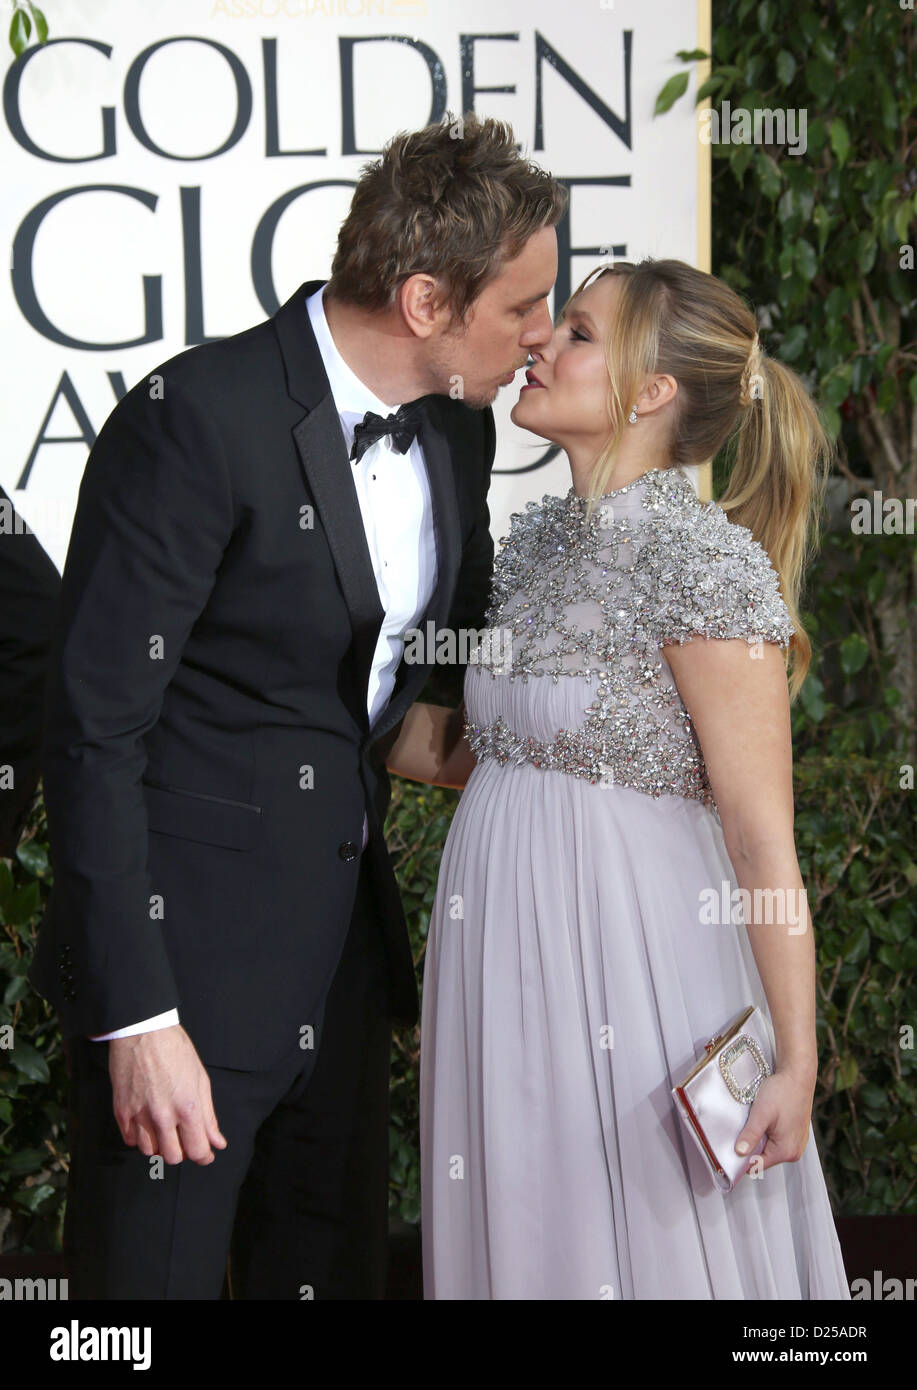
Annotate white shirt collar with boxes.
[305,284,402,447]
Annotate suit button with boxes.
[338,841,359,861]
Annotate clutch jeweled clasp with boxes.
[718,1033,771,1105]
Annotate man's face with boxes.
[425,225,558,408]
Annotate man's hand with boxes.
[108,1024,228,1165]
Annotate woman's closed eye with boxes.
[569,327,590,342]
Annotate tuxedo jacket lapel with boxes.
[294,398,388,730]
[272,280,463,743]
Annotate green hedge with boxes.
[0,817,66,1254]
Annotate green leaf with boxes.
[0,860,13,918]
[877,943,904,971]
[11,880,40,922]
[841,924,870,964]
[4,1145,47,1177]
[812,203,831,255]
[851,355,873,394]
[859,1084,887,1112]
[15,838,49,877]
[3,974,30,1006]
[855,231,877,275]
[27,4,48,44]
[805,58,834,104]
[835,1056,858,1091]
[675,49,710,62]
[779,323,807,362]
[895,201,913,245]
[9,1039,49,1082]
[824,284,848,323]
[877,377,896,413]
[876,77,897,132]
[823,364,852,408]
[758,153,782,202]
[14,1182,56,1213]
[9,7,30,55]
[829,119,851,168]
[745,54,767,88]
[799,674,825,722]
[876,343,895,375]
[839,632,869,677]
[776,50,797,87]
[654,71,690,116]
[866,569,886,602]
[887,904,912,944]
[795,238,818,280]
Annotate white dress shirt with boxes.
[91,282,438,1040]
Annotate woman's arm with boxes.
[662,636,816,1166]
[385,700,477,790]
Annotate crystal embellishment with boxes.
[718,1034,771,1104]
[463,466,796,820]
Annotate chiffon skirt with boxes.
[419,696,851,1299]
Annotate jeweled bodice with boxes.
[463,466,795,819]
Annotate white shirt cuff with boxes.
[89,1008,180,1041]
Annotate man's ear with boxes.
[400,273,451,339]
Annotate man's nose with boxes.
[520,302,554,350]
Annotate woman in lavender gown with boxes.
[388,258,851,1299]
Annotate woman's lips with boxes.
[520,369,545,391]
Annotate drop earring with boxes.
[628,407,638,424]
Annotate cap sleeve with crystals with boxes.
[645,505,795,650]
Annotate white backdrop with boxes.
[2,0,709,570]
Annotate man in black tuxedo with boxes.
[29,114,564,1298]
[0,486,60,857]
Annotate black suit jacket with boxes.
[29,279,495,1070]
[0,487,61,857]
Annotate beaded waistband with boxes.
[463,712,717,813]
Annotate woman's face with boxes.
[510,271,622,448]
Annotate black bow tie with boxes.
[349,403,423,464]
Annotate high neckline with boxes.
[565,466,694,506]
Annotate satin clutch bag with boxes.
[671,1004,772,1193]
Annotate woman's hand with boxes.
[734,1066,816,1175]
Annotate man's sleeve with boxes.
[433,406,496,708]
[36,374,235,1037]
